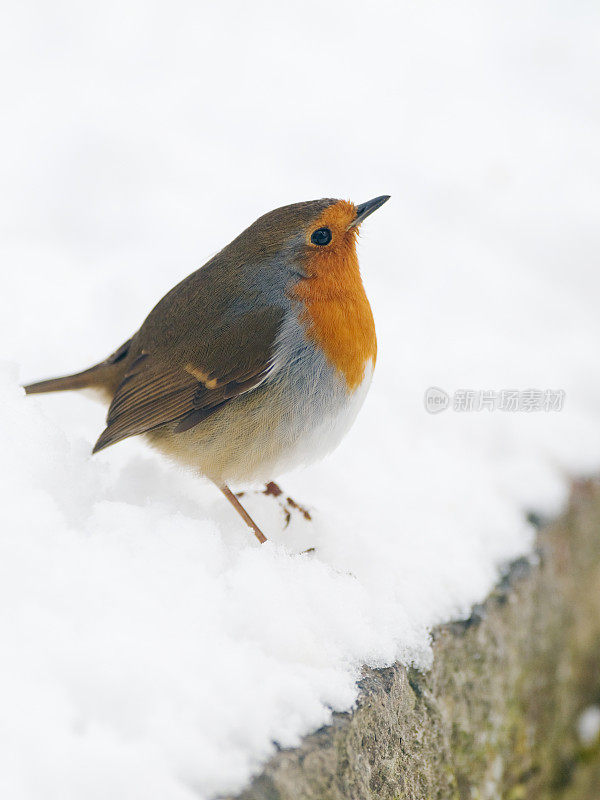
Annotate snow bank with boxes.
[1,1,599,798]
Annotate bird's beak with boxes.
[349,195,390,228]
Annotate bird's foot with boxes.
[262,482,312,527]
[236,481,312,528]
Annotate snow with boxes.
[577,706,600,747]
[1,1,599,797]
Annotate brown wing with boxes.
[92,306,284,454]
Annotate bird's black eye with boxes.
[310,227,332,246]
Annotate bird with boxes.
[24,195,389,543]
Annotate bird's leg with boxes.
[264,481,312,523]
[218,484,267,544]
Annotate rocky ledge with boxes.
[226,480,600,800]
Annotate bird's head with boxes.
[299,195,390,278]
[224,196,390,284]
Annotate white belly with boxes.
[266,360,374,479]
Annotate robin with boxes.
[24,195,389,543]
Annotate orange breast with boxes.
[292,222,377,391]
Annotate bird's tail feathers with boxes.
[23,338,132,396]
